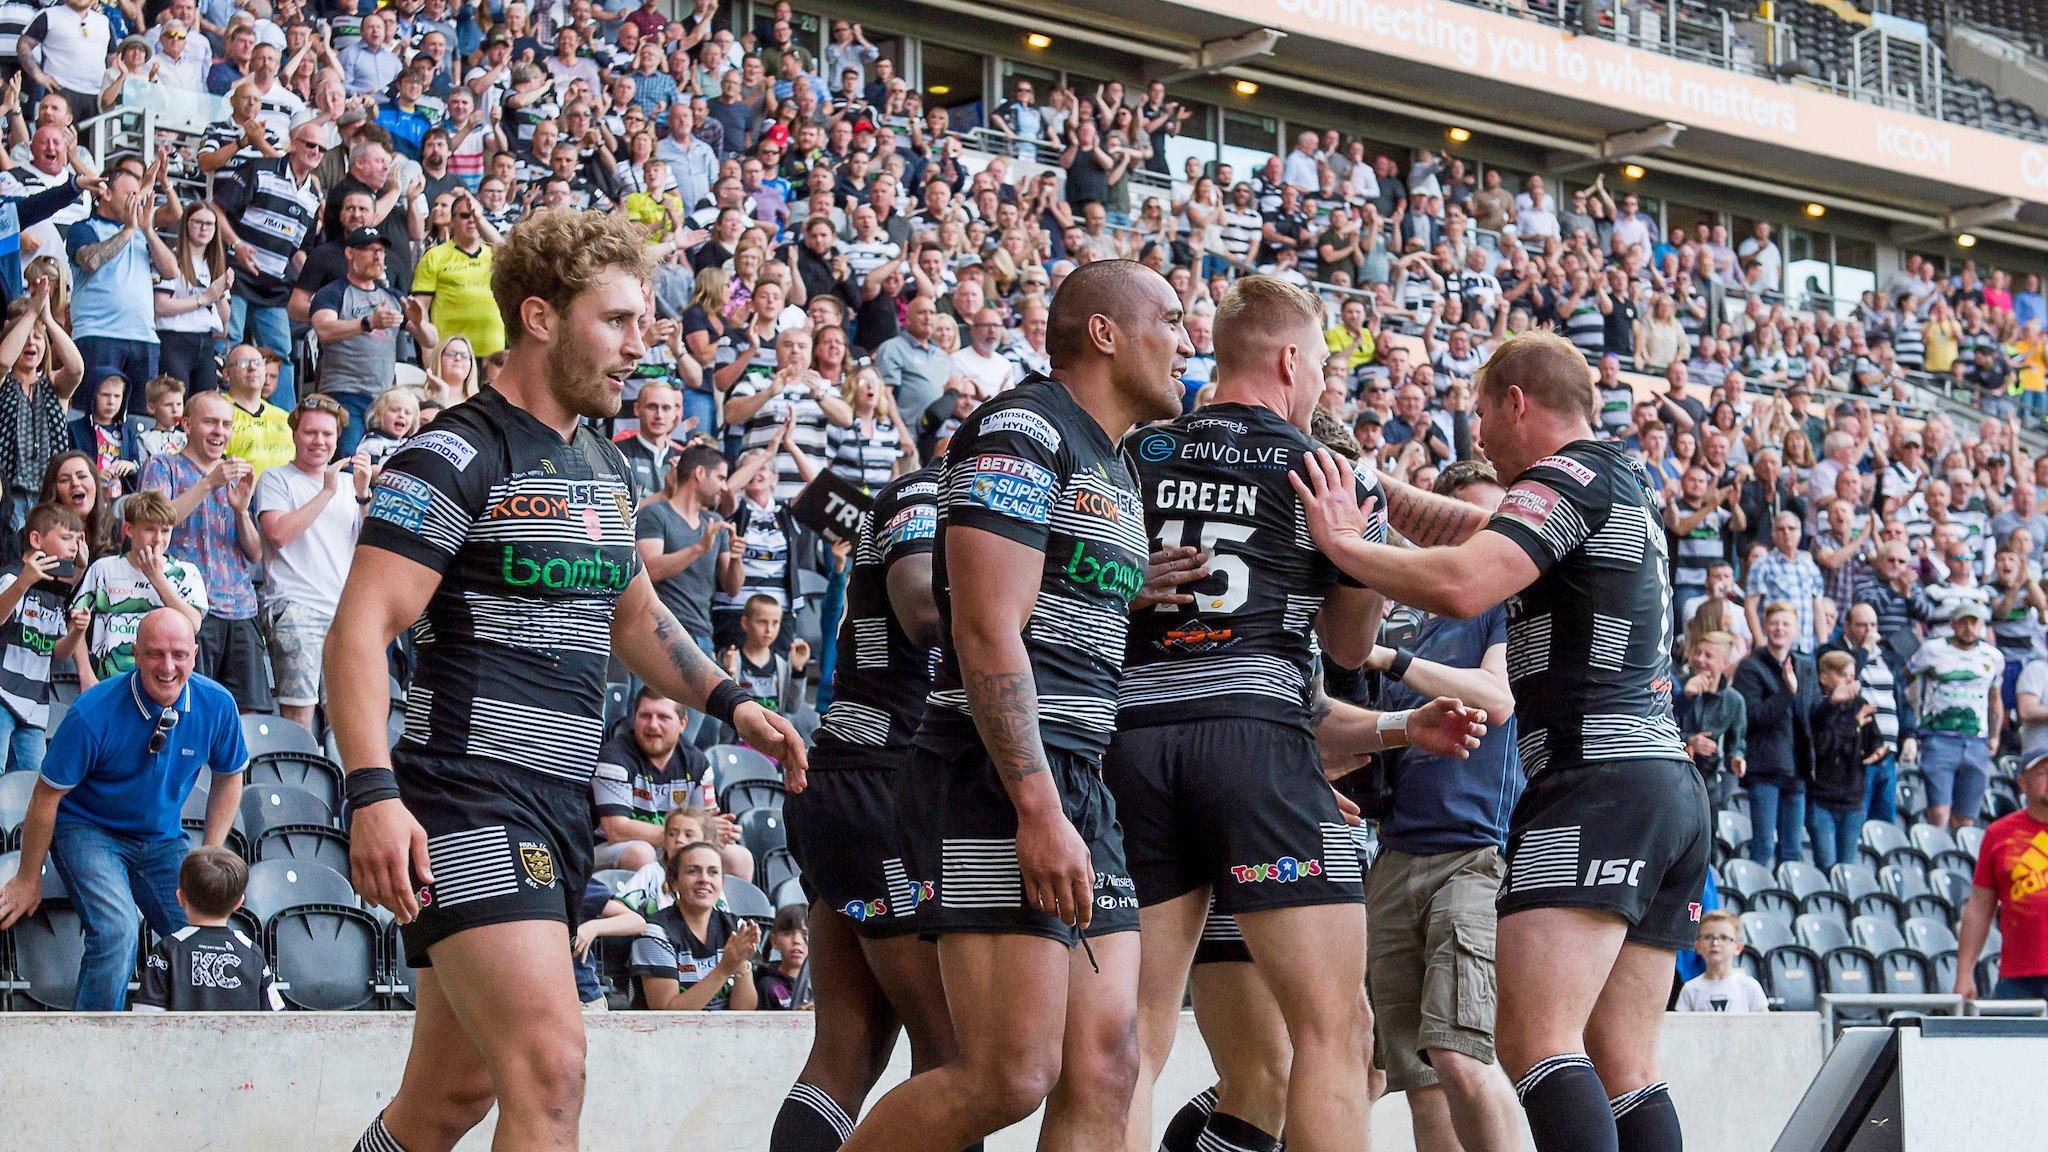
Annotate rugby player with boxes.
[833,259,1183,1152]
[332,210,807,1152]
[1293,331,1705,1152]
[773,459,962,1152]
[1113,276,1485,1152]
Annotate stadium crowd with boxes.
[0,0,2045,1038]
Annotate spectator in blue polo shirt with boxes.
[0,608,248,1010]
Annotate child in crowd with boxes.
[70,492,208,689]
[722,593,809,719]
[357,386,423,468]
[132,847,284,1012]
[136,376,188,461]
[1809,650,1890,870]
[1675,910,1770,1012]
[753,904,810,1010]
[622,806,755,912]
[571,877,646,1012]
[0,504,88,772]
[1678,629,1747,810]
[631,841,761,1010]
[67,374,142,496]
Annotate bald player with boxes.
[1294,332,1704,1152]
[835,260,1191,1152]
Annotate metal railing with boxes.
[1818,993,2046,1050]
[1450,0,2048,145]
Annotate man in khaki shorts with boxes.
[1364,462,1525,1152]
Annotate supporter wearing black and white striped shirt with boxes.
[711,458,804,655]
[1665,464,1743,618]
[822,366,909,491]
[1218,183,1262,269]
[212,121,324,407]
[197,81,281,175]
[724,328,852,504]
[839,203,900,285]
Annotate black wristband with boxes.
[706,680,750,728]
[1387,648,1416,683]
[344,766,401,812]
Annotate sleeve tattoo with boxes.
[1382,477,1491,547]
[649,600,729,705]
[962,669,1050,785]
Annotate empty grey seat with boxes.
[269,906,380,1010]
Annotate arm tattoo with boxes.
[962,668,1051,785]
[73,230,135,275]
[649,602,727,703]
[1384,477,1490,547]
[1308,692,1334,730]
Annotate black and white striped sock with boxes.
[1195,1110,1282,1152]
[353,1114,408,1152]
[1515,1053,1618,1152]
[1158,1086,1218,1152]
[770,1082,855,1152]
[1611,1081,1682,1152]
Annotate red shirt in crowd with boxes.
[1973,811,2048,979]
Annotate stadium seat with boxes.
[1896,773,1927,822]
[758,846,800,896]
[1861,822,1927,870]
[722,876,775,921]
[1978,954,2001,993]
[1795,912,1855,955]
[1879,860,1932,903]
[255,825,351,879]
[241,785,335,841]
[0,771,39,835]
[736,807,786,857]
[723,778,787,813]
[1720,858,1773,900]
[603,683,631,731]
[1985,778,2021,819]
[1821,947,1879,999]
[43,697,67,736]
[246,753,344,816]
[1909,822,1957,860]
[1878,951,1933,995]
[1903,917,1959,959]
[773,878,807,909]
[1829,862,1901,920]
[241,714,320,758]
[1852,914,1910,956]
[707,745,780,792]
[8,903,84,1010]
[1740,910,1795,953]
[1955,825,1985,859]
[242,859,356,925]
[1764,947,1821,1012]
[1932,868,1974,913]
[1932,949,1959,992]
[1715,809,1752,855]
[1778,861,1849,919]
[590,868,638,895]
[268,905,381,1010]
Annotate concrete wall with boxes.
[0,1011,1822,1151]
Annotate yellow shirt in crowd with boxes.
[230,398,295,476]
[413,241,505,357]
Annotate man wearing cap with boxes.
[1907,601,2005,830]
[1956,739,2048,1002]
[309,230,437,454]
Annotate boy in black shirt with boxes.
[1809,651,1890,870]
[132,847,283,1012]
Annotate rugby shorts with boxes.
[1104,718,1364,916]
[786,741,924,939]
[395,749,593,969]
[895,741,1139,946]
[1495,757,1710,951]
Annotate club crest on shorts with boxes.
[518,841,557,888]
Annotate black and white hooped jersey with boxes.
[815,463,940,752]
[359,385,642,786]
[132,925,283,1012]
[1118,404,1384,732]
[1484,438,1690,777]
[918,375,1150,760]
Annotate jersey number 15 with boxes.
[1155,519,1252,615]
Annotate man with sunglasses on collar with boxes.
[0,608,248,1010]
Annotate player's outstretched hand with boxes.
[734,701,809,793]
[1407,697,1488,758]
[350,798,433,923]
[1131,545,1208,611]
[1289,450,1372,551]
[1017,808,1094,930]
